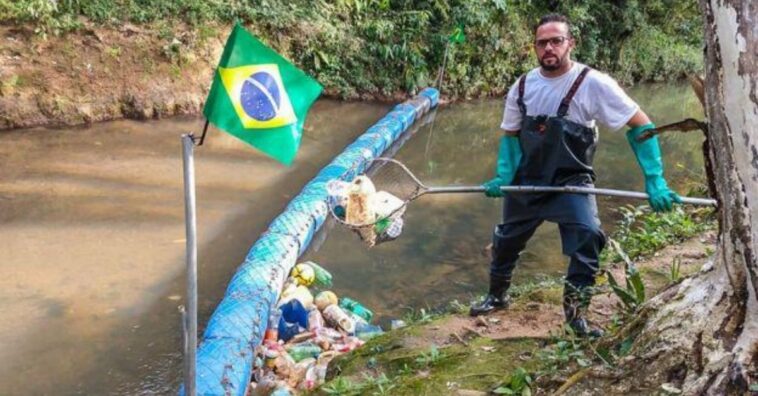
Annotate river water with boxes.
[0,83,704,395]
[304,82,706,323]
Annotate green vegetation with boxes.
[1,1,703,98]
[323,329,542,395]
[606,262,646,314]
[604,204,715,263]
[319,203,715,393]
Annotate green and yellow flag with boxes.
[204,23,322,165]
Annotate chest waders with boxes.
[513,66,597,205]
[472,67,606,336]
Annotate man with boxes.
[469,14,681,337]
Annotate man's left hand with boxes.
[645,176,682,212]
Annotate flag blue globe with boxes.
[240,71,281,121]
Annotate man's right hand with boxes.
[483,177,506,198]
[484,134,522,198]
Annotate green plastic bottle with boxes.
[374,217,391,234]
[302,261,333,287]
[339,297,373,323]
[286,343,322,362]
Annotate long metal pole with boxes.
[181,134,197,396]
[423,185,717,206]
[436,42,450,89]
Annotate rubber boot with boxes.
[563,288,604,338]
[470,275,511,316]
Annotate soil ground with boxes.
[0,23,405,131]
[321,231,716,395]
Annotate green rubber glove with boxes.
[626,123,682,212]
[484,135,522,198]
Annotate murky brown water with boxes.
[0,100,389,395]
[0,83,706,395]
[304,82,707,323]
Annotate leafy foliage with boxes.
[607,263,646,314]
[493,367,533,395]
[604,204,715,262]
[1,0,703,97]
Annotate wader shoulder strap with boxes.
[517,74,527,115]
[557,66,591,118]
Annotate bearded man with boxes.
[470,14,681,337]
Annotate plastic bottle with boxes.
[287,343,322,362]
[277,319,301,343]
[314,291,338,311]
[322,304,356,334]
[355,323,383,341]
[374,217,391,234]
[280,299,309,329]
[270,385,294,396]
[279,285,314,310]
[251,372,277,396]
[385,217,404,239]
[307,308,325,331]
[390,319,407,330]
[301,261,333,287]
[339,297,374,322]
[263,345,280,369]
[313,361,328,385]
[301,364,318,390]
[264,308,282,342]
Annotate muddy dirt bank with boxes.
[0,23,407,131]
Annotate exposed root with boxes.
[551,368,589,395]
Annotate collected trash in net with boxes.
[251,261,385,395]
[327,157,717,247]
[326,168,407,247]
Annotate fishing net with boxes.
[327,158,424,247]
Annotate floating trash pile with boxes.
[250,261,387,395]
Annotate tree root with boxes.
[551,368,590,395]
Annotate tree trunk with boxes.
[693,0,758,391]
[571,1,757,394]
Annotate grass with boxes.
[320,201,715,394]
[603,204,715,263]
[322,332,542,395]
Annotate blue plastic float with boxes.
[190,88,439,395]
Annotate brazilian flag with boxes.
[203,23,322,165]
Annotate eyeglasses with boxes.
[535,36,568,49]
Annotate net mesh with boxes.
[327,158,426,246]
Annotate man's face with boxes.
[534,22,574,71]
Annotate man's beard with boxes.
[539,54,565,71]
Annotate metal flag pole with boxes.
[181,133,198,396]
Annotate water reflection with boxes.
[304,82,706,323]
[0,100,389,395]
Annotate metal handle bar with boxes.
[424,185,717,206]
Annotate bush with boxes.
[0,0,704,97]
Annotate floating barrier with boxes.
[191,88,439,395]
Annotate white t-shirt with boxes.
[500,62,639,132]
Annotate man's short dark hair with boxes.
[535,13,572,37]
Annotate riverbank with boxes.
[1,1,703,130]
[319,205,717,395]
[0,23,407,131]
